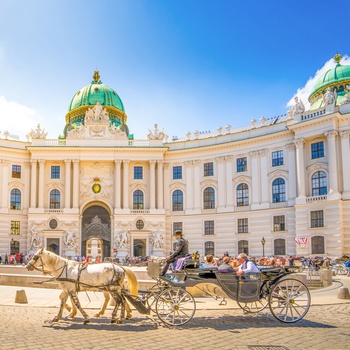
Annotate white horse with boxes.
[26,248,138,324]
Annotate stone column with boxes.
[64,160,71,209]
[185,161,194,210]
[149,160,156,210]
[24,162,31,209]
[2,160,9,209]
[225,156,234,207]
[250,151,260,208]
[340,130,350,198]
[114,160,122,209]
[286,143,297,204]
[72,160,80,209]
[217,156,226,209]
[193,160,201,210]
[295,138,306,202]
[38,160,45,209]
[157,160,164,209]
[163,163,170,210]
[122,160,130,209]
[325,130,339,195]
[30,160,37,208]
[0,160,3,208]
[259,149,269,207]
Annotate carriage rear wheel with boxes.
[155,288,196,326]
[268,278,310,323]
[237,296,268,314]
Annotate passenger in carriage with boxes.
[217,256,234,273]
[201,254,218,268]
[235,253,260,276]
[160,230,189,276]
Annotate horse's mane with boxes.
[44,249,79,267]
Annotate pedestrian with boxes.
[5,254,8,264]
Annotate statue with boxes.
[114,229,128,249]
[28,225,42,249]
[27,124,48,141]
[85,102,109,123]
[151,230,164,249]
[343,85,350,104]
[147,124,167,141]
[289,96,305,117]
[323,87,337,106]
[64,229,78,249]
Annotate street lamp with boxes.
[261,237,266,257]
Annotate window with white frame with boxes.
[238,218,248,233]
[236,183,249,206]
[273,215,285,231]
[311,210,324,228]
[238,240,249,255]
[204,241,215,255]
[272,150,284,166]
[204,221,214,235]
[204,162,214,176]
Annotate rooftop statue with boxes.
[147,124,167,141]
[289,96,305,117]
[343,85,350,104]
[85,102,109,123]
[27,124,48,141]
[323,87,337,106]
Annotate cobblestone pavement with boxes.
[1,304,350,350]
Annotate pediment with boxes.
[306,162,327,171]
[200,179,217,187]
[268,169,289,178]
[232,175,251,184]
[169,182,186,190]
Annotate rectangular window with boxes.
[204,221,214,235]
[51,166,60,179]
[134,166,143,179]
[12,165,21,178]
[311,141,324,159]
[238,218,248,233]
[273,215,285,231]
[204,162,214,176]
[236,157,247,172]
[173,166,182,179]
[11,221,20,235]
[173,222,183,235]
[272,150,284,166]
[311,210,324,228]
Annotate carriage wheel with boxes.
[237,296,268,314]
[268,278,310,323]
[155,288,196,326]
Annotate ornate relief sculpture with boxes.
[64,229,78,249]
[28,225,42,249]
[85,102,109,123]
[114,229,129,249]
[151,230,164,249]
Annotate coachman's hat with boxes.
[173,230,183,236]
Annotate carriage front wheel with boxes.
[155,288,196,326]
[268,278,311,323]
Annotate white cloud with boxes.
[287,55,350,110]
[0,96,42,140]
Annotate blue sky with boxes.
[1,0,350,140]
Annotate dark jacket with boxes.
[170,237,189,260]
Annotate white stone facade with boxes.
[1,96,350,260]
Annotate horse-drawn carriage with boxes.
[27,249,311,327]
[124,260,311,326]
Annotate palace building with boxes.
[1,55,350,260]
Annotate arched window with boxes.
[272,178,286,203]
[133,190,144,209]
[10,189,21,210]
[203,187,215,209]
[50,189,61,209]
[172,190,183,211]
[238,240,249,255]
[311,236,325,254]
[237,183,249,206]
[274,239,286,256]
[312,171,327,196]
[205,241,215,255]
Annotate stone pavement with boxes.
[1,275,350,350]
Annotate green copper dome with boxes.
[309,54,350,110]
[68,71,125,113]
[63,71,129,138]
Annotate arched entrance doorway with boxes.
[82,204,111,260]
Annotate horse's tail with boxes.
[123,267,139,297]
